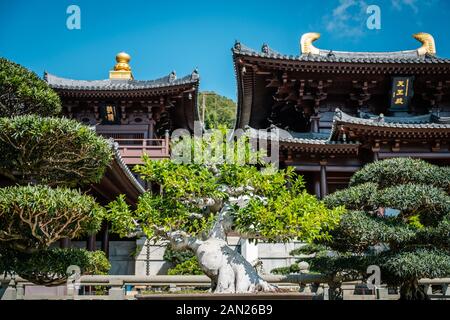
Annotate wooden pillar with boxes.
[86,234,96,251]
[373,152,379,161]
[320,160,328,199]
[101,223,110,258]
[310,115,320,133]
[372,140,380,162]
[60,238,70,249]
[314,172,321,198]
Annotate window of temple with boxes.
[100,103,121,124]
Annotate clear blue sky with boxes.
[1,0,449,100]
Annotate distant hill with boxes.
[198,91,236,129]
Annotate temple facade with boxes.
[45,53,201,273]
[46,52,200,166]
[233,32,450,198]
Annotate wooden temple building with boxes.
[233,32,450,198]
[38,33,450,274]
[45,52,200,258]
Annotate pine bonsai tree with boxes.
[0,58,112,285]
[307,158,450,300]
[107,131,344,293]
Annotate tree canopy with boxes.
[107,138,344,243]
[106,132,344,293]
[0,58,61,117]
[199,92,237,129]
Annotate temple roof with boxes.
[233,42,450,64]
[331,109,450,141]
[334,109,450,129]
[233,32,450,64]
[91,139,144,206]
[245,107,450,154]
[246,126,360,154]
[44,70,199,91]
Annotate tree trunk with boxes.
[399,279,430,300]
[193,237,277,293]
[167,203,277,293]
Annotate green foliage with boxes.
[0,115,113,187]
[381,249,450,284]
[0,60,111,286]
[106,195,136,238]
[323,182,378,211]
[237,189,343,242]
[108,132,343,251]
[325,211,416,253]
[376,184,449,224]
[0,247,110,286]
[313,158,450,300]
[271,264,300,275]
[350,157,449,192]
[167,256,204,275]
[0,185,105,252]
[199,92,236,129]
[163,245,196,266]
[163,245,204,275]
[0,57,61,117]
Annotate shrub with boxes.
[0,185,105,252]
[0,115,113,187]
[0,57,61,117]
[0,247,110,286]
[167,256,204,275]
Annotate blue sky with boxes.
[1,0,449,100]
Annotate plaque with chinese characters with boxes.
[390,77,414,112]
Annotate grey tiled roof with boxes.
[245,126,359,146]
[45,70,199,91]
[359,112,433,124]
[334,109,450,129]
[108,139,145,194]
[233,42,450,64]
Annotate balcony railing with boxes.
[114,138,170,164]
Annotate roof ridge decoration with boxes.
[413,32,436,56]
[300,32,321,55]
[300,32,437,56]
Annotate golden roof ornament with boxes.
[300,32,321,55]
[109,52,133,80]
[299,31,437,57]
[413,32,436,56]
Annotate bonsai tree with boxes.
[107,132,344,293]
[0,58,113,285]
[306,158,450,300]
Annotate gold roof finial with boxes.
[300,32,321,55]
[109,52,133,80]
[413,32,436,56]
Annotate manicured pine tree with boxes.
[306,158,450,300]
[0,58,112,285]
